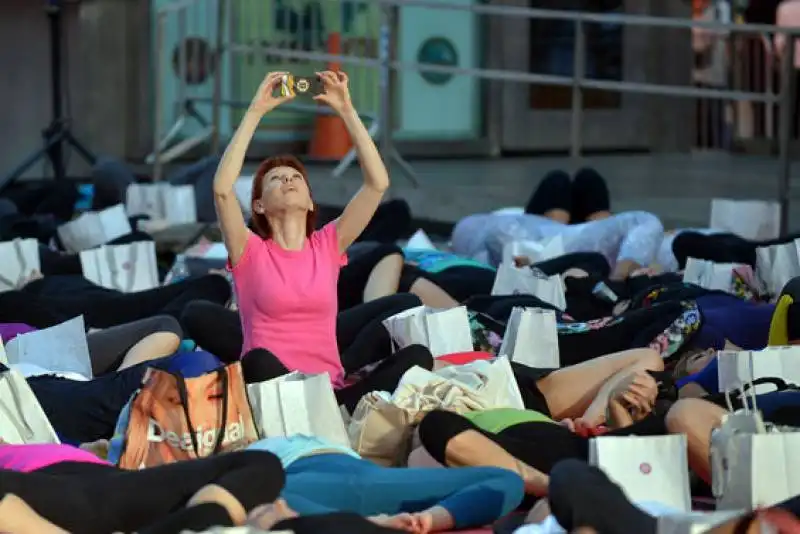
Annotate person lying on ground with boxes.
[0,442,285,534]
[211,70,433,414]
[246,434,524,533]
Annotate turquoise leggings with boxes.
[282,454,524,529]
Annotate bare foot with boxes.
[246,499,298,530]
[368,513,417,532]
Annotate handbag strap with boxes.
[176,368,230,457]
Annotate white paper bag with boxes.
[126,184,197,224]
[80,242,159,293]
[491,263,566,310]
[0,239,41,292]
[501,235,565,266]
[57,204,132,253]
[712,413,800,510]
[382,305,474,358]
[755,240,800,296]
[589,435,692,512]
[247,372,349,448]
[717,347,800,395]
[657,510,746,534]
[434,356,525,409]
[710,199,780,241]
[0,347,60,444]
[406,229,437,250]
[498,307,560,369]
[3,316,93,380]
[682,258,746,293]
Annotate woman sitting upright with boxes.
[213,71,433,412]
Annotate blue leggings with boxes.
[282,454,524,529]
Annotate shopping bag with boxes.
[711,411,800,510]
[709,199,780,241]
[247,372,349,448]
[682,258,747,294]
[756,240,800,296]
[497,307,560,369]
[0,239,41,293]
[657,510,746,534]
[115,363,258,469]
[126,183,198,224]
[717,347,800,395]
[406,229,437,250]
[501,235,565,265]
[429,356,525,409]
[589,435,692,511]
[0,353,60,444]
[382,305,473,358]
[2,316,93,380]
[80,241,159,293]
[491,263,566,310]
[57,204,132,253]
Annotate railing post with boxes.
[570,18,586,164]
[153,12,166,182]
[777,33,796,236]
[211,0,226,155]
[378,2,394,159]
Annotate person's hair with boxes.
[250,154,317,240]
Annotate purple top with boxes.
[0,323,36,343]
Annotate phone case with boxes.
[279,74,325,97]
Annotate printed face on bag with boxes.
[147,415,246,454]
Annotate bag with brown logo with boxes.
[116,362,258,469]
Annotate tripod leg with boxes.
[64,131,97,165]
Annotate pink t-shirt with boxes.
[0,443,110,472]
[231,222,348,387]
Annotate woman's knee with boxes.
[241,348,289,383]
[148,314,184,339]
[417,410,475,463]
[213,451,286,510]
[397,344,434,370]
[665,398,725,434]
[386,292,422,311]
[191,275,233,303]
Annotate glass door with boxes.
[500,0,648,151]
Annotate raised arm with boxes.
[314,71,389,253]
[213,72,291,265]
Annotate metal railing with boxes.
[151,0,800,230]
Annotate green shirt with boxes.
[463,408,555,434]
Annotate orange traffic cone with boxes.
[308,33,352,160]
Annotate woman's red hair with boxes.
[251,155,317,240]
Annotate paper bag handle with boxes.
[176,368,230,456]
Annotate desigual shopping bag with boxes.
[0,359,59,444]
[80,241,159,293]
[0,239,40,293]
[497,307,560,369]
[710,199,780,241]
[589,435,692,512]
[57,204,132,253]
[116,363,258,469]
[491,264,566,310]
[126,183,198,224]
[382,305,473,358]
[247,372,349,448]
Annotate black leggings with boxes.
[242,343,433,413]
[2,450,284,534]
[418,410,667,476]
[399,265,497,303]
[86,315,184,375]
[339,243,403,311]
[182,293,423,371]
[672,231,800,270]
[0,275,231,329]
